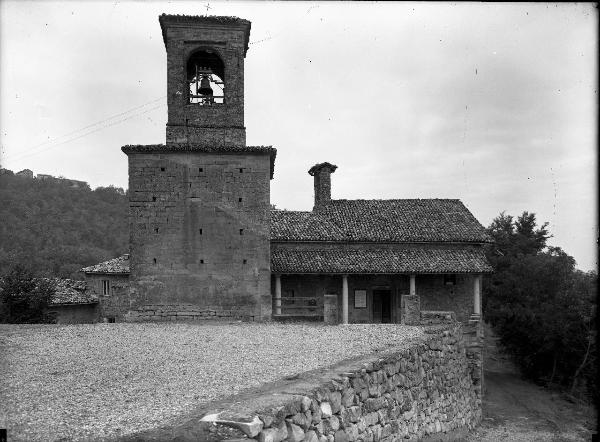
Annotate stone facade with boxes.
[125,151,272,321]
[160,14,250,147]
[121,15,275,322]
[198,323,482,441]
[84,273,130,321]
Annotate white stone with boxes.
[320,402,333,418]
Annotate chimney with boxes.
[308,162,338,210]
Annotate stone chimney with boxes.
[308,162,338,209]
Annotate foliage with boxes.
[484,211,597,402]
[0,173,128,279]
[0,265,56,323]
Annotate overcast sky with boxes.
[0,2,597,271]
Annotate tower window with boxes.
[187,50,225,105]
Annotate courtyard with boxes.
[0,321,423,441]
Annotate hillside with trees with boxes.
[0,170,128,279]
[484,211,597,403]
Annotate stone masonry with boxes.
[196,322,482,442]
[122,15,276,321]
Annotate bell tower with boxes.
[159,14,250,146]
[122,14,275,322]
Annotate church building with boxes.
[81,14,492,325]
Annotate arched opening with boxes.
[186,49,225,105]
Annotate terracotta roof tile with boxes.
[80,254,130,274]
[270,211,347,241]
[307,199,492,243]
[46,278,97,305]
[271,248,492,274]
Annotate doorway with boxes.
[372,289,392,323]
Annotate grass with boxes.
[0,322,424,441]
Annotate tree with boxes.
[0,265,56,323]
[484,211,597,402]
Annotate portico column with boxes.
[275,274,282,315]
[409,275,416,295]
[342,274,349,325]
[473,274,481,316]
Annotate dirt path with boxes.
[466,324,597,441]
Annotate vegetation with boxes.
[0,171,128,279]
[0,265,56,323]
[484,211,597,402]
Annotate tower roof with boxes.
[158,14,251,54]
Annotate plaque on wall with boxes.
[354,290,367,308]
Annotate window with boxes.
[444,274,457,286]
[239,229,244,235]
[354,289,367,308]
[102,280,110,296]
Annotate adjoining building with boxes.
[79,14,492,326]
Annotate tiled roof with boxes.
[47,279,97,305]
[121,144,277,179]
[270,211,347,241]
[271,248,492,274]
[294,199,490,243]
[80,254,130,274]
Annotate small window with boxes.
[243,259,247,264]
[199,228,203,235]
[238,197,243,202]
[239,168,243,173]
[200,259,204,264]
[107,317,116,323]
[239,229,244,235]
[102,280,110,296]
[154,227,159,233]
[152,196,156,202]
[199,167,203,172]
[161,167,165,172]
[444,274,457,286]
[153,258,157,265]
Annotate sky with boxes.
[0,1,597,271]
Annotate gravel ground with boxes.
[0,322,424,441]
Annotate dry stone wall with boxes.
[196,323,481,442]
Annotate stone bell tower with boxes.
[122,14,276,322]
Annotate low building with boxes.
[46,279,99,324]
[16,169,33,179]
[81,254,130,322]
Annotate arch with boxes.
[186,48,225,105]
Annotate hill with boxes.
[0,170,128,279]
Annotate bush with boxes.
[0,265,56,323]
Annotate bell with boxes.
[198,74,213,96]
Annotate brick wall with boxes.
[127,152,271,321]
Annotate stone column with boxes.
[342,275,349,325]
[473,274,481,316]
[409,275,416,295]
[275,274,282,315]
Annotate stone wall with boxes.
[163,19,248,146]
[85,273,130,321]
[126,152,272,321]
[47,304,98,324]
[199,323,481,442]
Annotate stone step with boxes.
[272,314,324,322]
